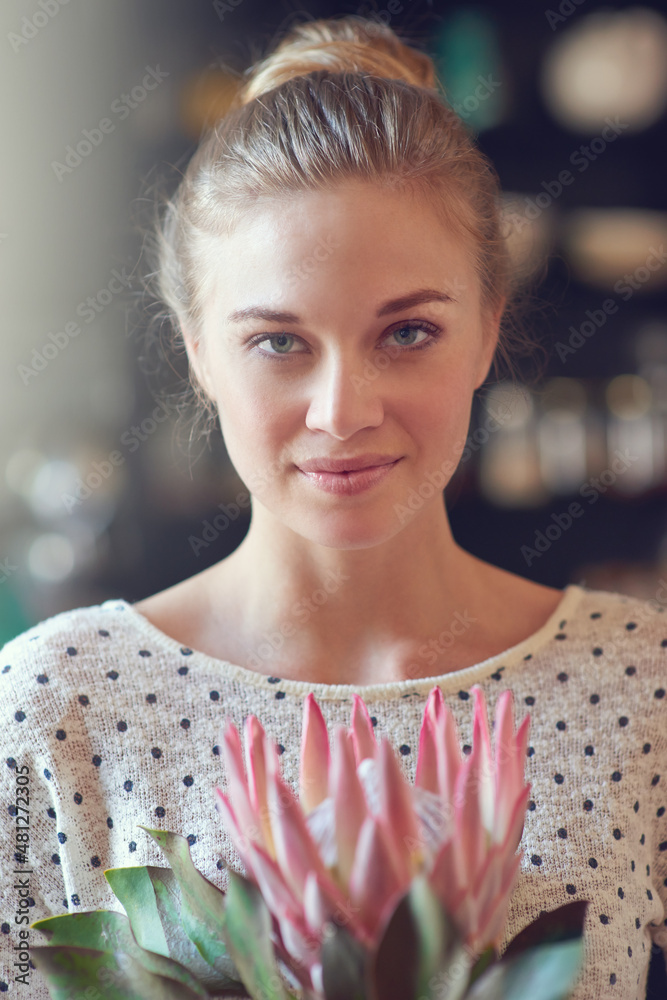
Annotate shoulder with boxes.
[571,583,667,641]
[0,599,134,700]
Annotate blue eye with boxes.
[247,321,441,360]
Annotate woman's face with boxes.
[187,180,500,549]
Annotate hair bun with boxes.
[235,16,437,106]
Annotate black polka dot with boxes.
[180,647,192,656]
[186,834,197,846]
[212,745,220,756]
[73,792,82,804]
[600,914,609,924]
[590,693,600,704]
[557,672,568,682]
[625,622,637,630]
[277,744,285,755]
[44,768,51,780]
[78,695,89,706]
[123,780,133,792]
[57,831,66,843]
[531,855,542,865]
[178,666,189,676]
[612,771,622,782]
[180,719,190,729]
[370,717,378,727]
[107,670,119,680]
[463,745,472,755]
[585,745,595,756]
[138,650,152,657]
[98,630,109,637]
[36,674,48,684]
[106,817,113,829]
[66,647,77,656]
[55,729,66,741]
[554,773,564,784]
[592,647,603,657]
[636,917,641,929]
[51,854,60,864]
[634,801,640,813]
[92,755,102,767]
[399,745,410,755]
[528,800,536,811]
[652,774,661,787]
[584,799,593,811]
[618,716,628,727]
[183,775,194,786]
[524,696,535,706]
[209,691,220,701]
[14,711,26,722]
[2,664,10,674]
[558,828,567,838]
[613,828,622,840]
[643,743,651,754]
[555,633,567,641]
[275,691,286,700]
[129,842,137,853]
[117,721,127,732]
[588,857,598,868]
[47,807,56,819]
[458,691,470,700]
[527,746,535,757]
[618,887,625,898]
[556,721,566,731]
[151,748,162,759]
[590,612,601,619]
[90,856,101,867]
[626,666,637,676]
[146,693,157,704]
[155,806,165,818]
[655,688,665,699]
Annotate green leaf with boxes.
[139,827,244,992]
[465,939,585,1000]
[320,916,368,1000]
[501,901,588,961]
[468,946,495,986]
[408,875,471,1000]
[221,869,292,1000]
[105,865,171,956]
[30,910,209,996]
[31,944,210,1000]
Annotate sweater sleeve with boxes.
[647,672,667,979]
[0,629,69,999]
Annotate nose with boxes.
[304,351,385,440]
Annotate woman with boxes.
[2,16,666,999]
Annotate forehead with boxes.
[202,181,478,315]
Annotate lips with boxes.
[297,453,402,474]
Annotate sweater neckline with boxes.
[102,583,585,701]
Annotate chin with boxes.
[295,509,402,550]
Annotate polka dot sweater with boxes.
[1,583,666,998]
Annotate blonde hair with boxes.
[140,14,546,446]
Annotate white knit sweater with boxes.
[1,582,666,999]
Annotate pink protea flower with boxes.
[214,684,530,996]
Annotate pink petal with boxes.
[415,687,443,794]
[332,729,370,885]
[349,816,409,942]
[452,749,484,888]
[470,686,495,832]
[300,693,331,814]
[376,737,419,879]
[213,787,256,872]
[219,725,261,842]
[243,716,276,856]
[435,699,463,810]
[349,693,377,766]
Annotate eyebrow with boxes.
[226,288,456,325]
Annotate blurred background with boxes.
[2,0,667,640]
